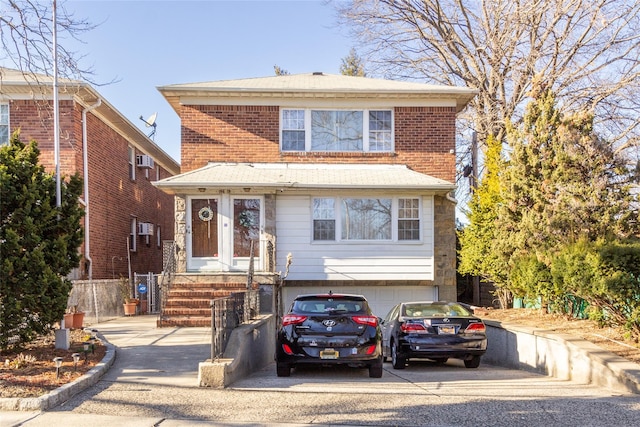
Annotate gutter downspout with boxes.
[82,99,101,280]
[446,191,457,204]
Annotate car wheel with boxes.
[276,362,291,377]
[391,340,406,369]
[432,358,448,365]
[368,359,383,378]
[464,355,481,369]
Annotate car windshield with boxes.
[293,298,367,314]
[402,303,471,317]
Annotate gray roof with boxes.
[153,162,456,194]
[157,72,477,113]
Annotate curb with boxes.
[0,332,116,411]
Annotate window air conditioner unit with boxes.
[136,154,154,169]
[138,222,154,236]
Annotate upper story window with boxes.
[281,109,393,152]
[0,104,9,145]
[312,197,420,242]
[128,146,136,180]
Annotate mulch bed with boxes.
[0,329,107,398]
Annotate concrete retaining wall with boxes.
[198,314,275,388]
[67,280,123,325]
[484,320,640,394]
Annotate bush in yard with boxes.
[0,133,84,350]
[551,239,640,342]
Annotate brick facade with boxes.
[180,104,457,180]
[8,98,176,280]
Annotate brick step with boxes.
[171,280,254,289]
[165,298,211,308]
[157,316,211,328]
[167,289,239,298]
[163,307,211,317]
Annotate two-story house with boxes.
[154,72,476,322]
[0,68,180,288]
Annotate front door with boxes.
[187,195,262,272]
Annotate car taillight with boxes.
[465,322,486,333]
[282,344,294,355]
[364,344,377,355]
[282,314,308,326]
[352,315,378,327]
[401,322,427,333]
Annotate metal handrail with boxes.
[158,241,176,316]
[210,290,260,360]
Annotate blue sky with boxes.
[65,0,353,162]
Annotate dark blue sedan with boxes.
[381,301,487,369]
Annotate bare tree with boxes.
[337,0,640,159]
[0,0,96,82]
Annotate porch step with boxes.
[157,316,210,328]
[158,280,249,328]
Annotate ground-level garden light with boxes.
[53,357,63,378]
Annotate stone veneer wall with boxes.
[175,196,188,273]
[433,195,457,302]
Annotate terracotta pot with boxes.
[124,302,137,316]
[63,313,74,329]
[72,312,85,329]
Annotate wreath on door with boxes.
[198,206,213,222]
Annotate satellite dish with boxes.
[139,113,158,140]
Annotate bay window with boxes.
[312,197,421,242]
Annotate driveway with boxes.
[5,315,640,427]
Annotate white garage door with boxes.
[282,285,438,318]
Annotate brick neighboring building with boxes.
[154,72,476,320]
[0,68,180,281]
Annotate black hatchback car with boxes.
[381,301,487,369]
[275,292,383,378]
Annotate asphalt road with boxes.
[7,316,640,427]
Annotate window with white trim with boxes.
[0,104,9,145]
[128,146,136,180]
[281,109,393,152]
[156,225,162,248]
[312,198,336,240]
[342,198,392,240]
[130,217,137,252]
[398,198,421,240]
[312,197,421,242]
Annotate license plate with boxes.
[320,348,339,359]
[438,326,455,334]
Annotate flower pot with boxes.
[63,313,74,329]
[124,302,137,316]
[72,312,85,329]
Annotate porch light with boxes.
[198,187,206,192]
[53,357,63,378]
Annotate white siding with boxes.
[283,285,438,318]
[275,194,435,281]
